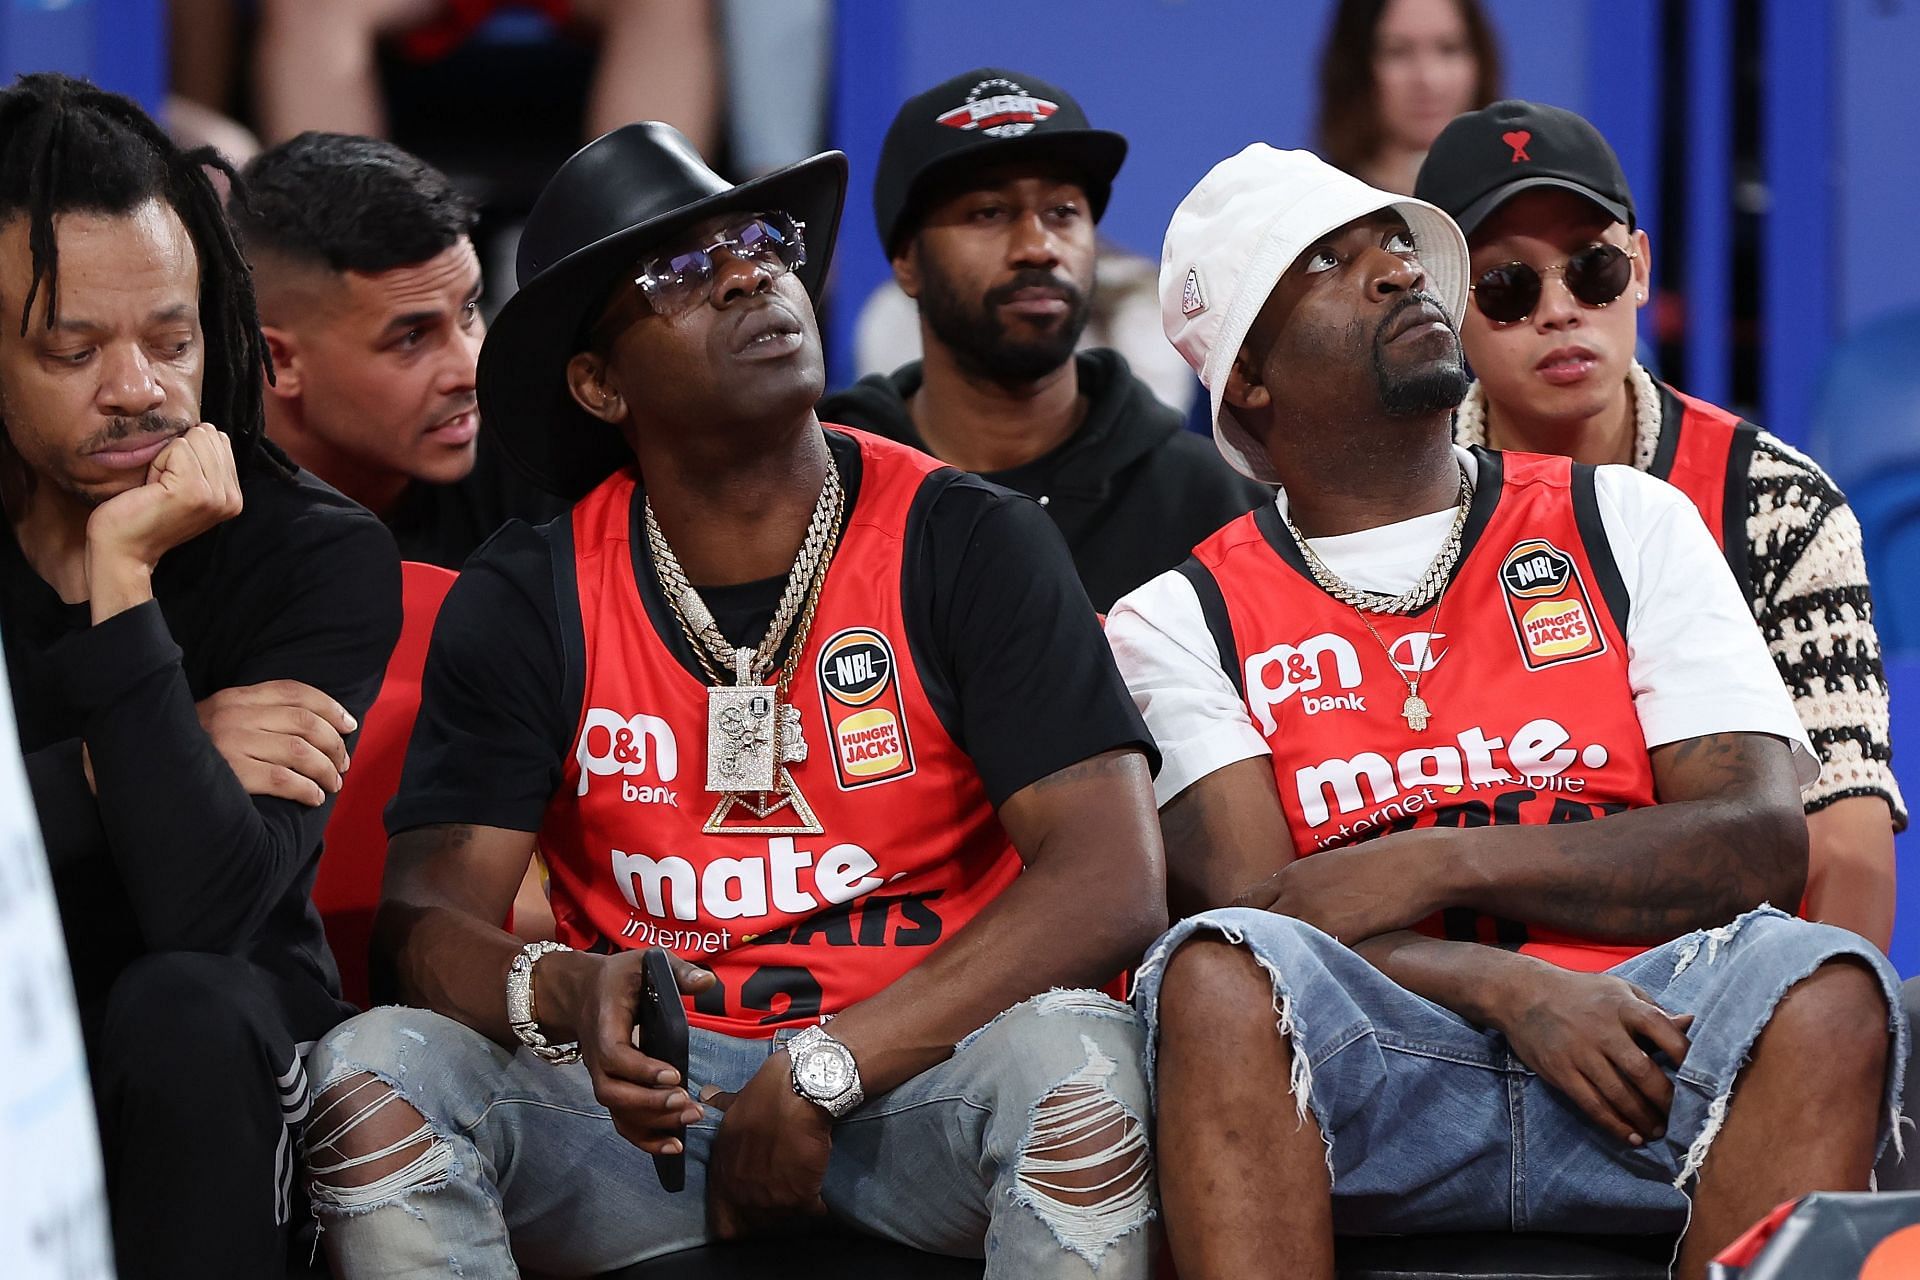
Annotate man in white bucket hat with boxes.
[1107,146,1904,1278]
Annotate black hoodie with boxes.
[819,348,1271,611]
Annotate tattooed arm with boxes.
[1242,731,1806,946]
[792,479,1167,1094]
[1159,754,1707,1143]
[376,817,718,1152]
[1430,730,1807,939]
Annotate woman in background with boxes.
[1317,0,1502,195]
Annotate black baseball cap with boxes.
[873,67,1127,257]
[1414,100,1635,239]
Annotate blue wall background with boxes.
[1837,0,1920,337]
[0,0,163,110]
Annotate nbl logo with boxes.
[1498,539,1606,670]
[818,628,916,789]
[821,635,892,704]
[1501,541,1574,597]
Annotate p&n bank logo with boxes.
[575,708,679,805]
[1245,633,1365,735]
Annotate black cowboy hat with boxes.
[479,122,847,500]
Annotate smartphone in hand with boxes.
[636,948,689,1192]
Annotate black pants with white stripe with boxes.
[83,952,348,1280]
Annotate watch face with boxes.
[798,1047,849,1097]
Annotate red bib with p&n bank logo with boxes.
[538,429,1022,1037]
[1182,450,1658,972]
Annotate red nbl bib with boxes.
[1188,451,1658,971]
[539,429,1022,1036]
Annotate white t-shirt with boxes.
[1108,447,1817,809]
[0,640,115,1277]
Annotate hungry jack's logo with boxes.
[1499,539,1606,670]
[935,78,1060,137]
[818,628,917,790]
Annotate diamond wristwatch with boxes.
[506,940,582,1064]
[787,1024,863,1119]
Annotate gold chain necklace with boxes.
[644,452,843,833]
[1349,584,1454,731]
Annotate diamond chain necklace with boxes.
[1281,464,1473,730]
[644,452,843,832]
[1283,465,1473,616]
[645,452,843,692]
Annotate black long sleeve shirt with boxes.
[2,453,402,1008]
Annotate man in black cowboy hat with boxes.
[301,122,1166,1277]
[820,68,1267,612]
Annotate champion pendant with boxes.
[1402,694,1431,732]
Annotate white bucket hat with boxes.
[1160,145,1468,483]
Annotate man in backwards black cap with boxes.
[1415,102,1902,950]
[301,123,1165,1276]
[821,68,1266,612]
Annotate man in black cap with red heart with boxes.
[1415,101,1903,953]
[301,121,1165,1277]
[821,68,1266,612]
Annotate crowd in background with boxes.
[156,0,1505,396]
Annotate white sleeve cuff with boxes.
[1106,571,1272,810]
[1150,726,1272,809]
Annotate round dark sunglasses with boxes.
[1469,243,1638,326]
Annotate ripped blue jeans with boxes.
[1133,904,1907,1236]
[302,991,1154,1278]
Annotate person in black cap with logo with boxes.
[820,68,1267,612]
[300,120,1166,1277]
[1414,101,1903,953]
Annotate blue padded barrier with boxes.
[1808,308,1920,497]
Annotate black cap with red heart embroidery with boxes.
[1414,100,1635,239]
[873,68,1127,258]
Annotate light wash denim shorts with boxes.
[1132,904,1907,1236]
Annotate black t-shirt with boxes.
[389,429,1156,837]
[383,436,569,570]
[1,447,401,1016]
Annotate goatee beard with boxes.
[1371,295,1469,417]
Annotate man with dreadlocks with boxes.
[0,73,401,1278]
